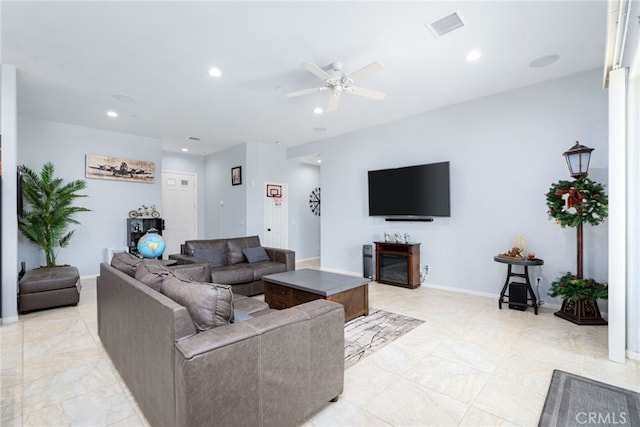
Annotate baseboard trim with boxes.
[295,256,320,264]
[626,350,640,361]
[1,315,19,324]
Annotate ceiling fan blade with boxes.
[347,61,384,82]
[285,87,329,98]
[347,86,386,100]
[301,63,333,81]
[327,91,341,112]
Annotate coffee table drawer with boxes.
[293,290,320,305]
[264,282,292,309]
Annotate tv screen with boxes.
[368,161,450,217]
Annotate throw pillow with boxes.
[191,247,225,268]
[227,236,261,265]
[135,259,171,291]
[161,276,234,332]
[111,251,143,277]
[242,246,269,264]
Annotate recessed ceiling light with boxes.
[181,148,189,152]
[317,159,322,164]
[465,50,482,62]
[112,94,136,103]
[313,107,323,114]
[529,54,560,68]
[313,127,327,132]
[106,111,118,118]
[208,67,222,77]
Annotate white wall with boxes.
[17,118,162,276]
[292,69,608,305]
[204,142,321,258]
[1,64,19,321]
[287,162,320,259]
[245,142,289,238]
[204,144,246,238]
[161,151,206,238]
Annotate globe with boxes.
[137,230,166,259]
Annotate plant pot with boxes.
[554,299,607,325]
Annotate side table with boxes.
[493,255,544,314]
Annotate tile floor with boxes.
[2,260,639,426]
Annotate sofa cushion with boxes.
[191,247,225,268]
[232,310,253,323]
[184,240,228,265]
[111,251,143,277]
[227,236,261,265]
[135,259,171,291]
[249,261,287,281]
[242,246,269,264]
[210,264,255,285]
[170,263,211,283]
[161,276,234,332]
[234,295,269,314]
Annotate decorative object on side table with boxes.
[499,234,527,259]
[546,141,608,325]
[136,228,166,259]
[128,204,160,218]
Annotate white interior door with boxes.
[162,171,197,256]
[263,182,288,248]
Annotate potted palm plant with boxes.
[18,162,90,267]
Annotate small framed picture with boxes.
[231,166,242,186]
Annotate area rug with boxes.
[344,309,424,369]
[539,369,640,426]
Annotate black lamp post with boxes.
[562,141,594,278]
[563,141,594,178]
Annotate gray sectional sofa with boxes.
[97,257,344,427]
[169,235,295,296]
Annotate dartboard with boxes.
[309,187,321,216]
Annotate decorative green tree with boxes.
[18,162,90,267]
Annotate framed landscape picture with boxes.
[85,154,155,183]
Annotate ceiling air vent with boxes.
[426,11,466,38]
[187,136,201,141]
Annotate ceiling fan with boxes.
[285,61,386,112]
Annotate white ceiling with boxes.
[2,1,607,156]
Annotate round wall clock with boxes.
[309,187,321,216]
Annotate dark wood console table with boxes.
[494,255,544,314]
[375,242,420,288]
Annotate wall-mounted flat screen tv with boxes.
[368,161,450,217]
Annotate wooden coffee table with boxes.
[263,269,370,322]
